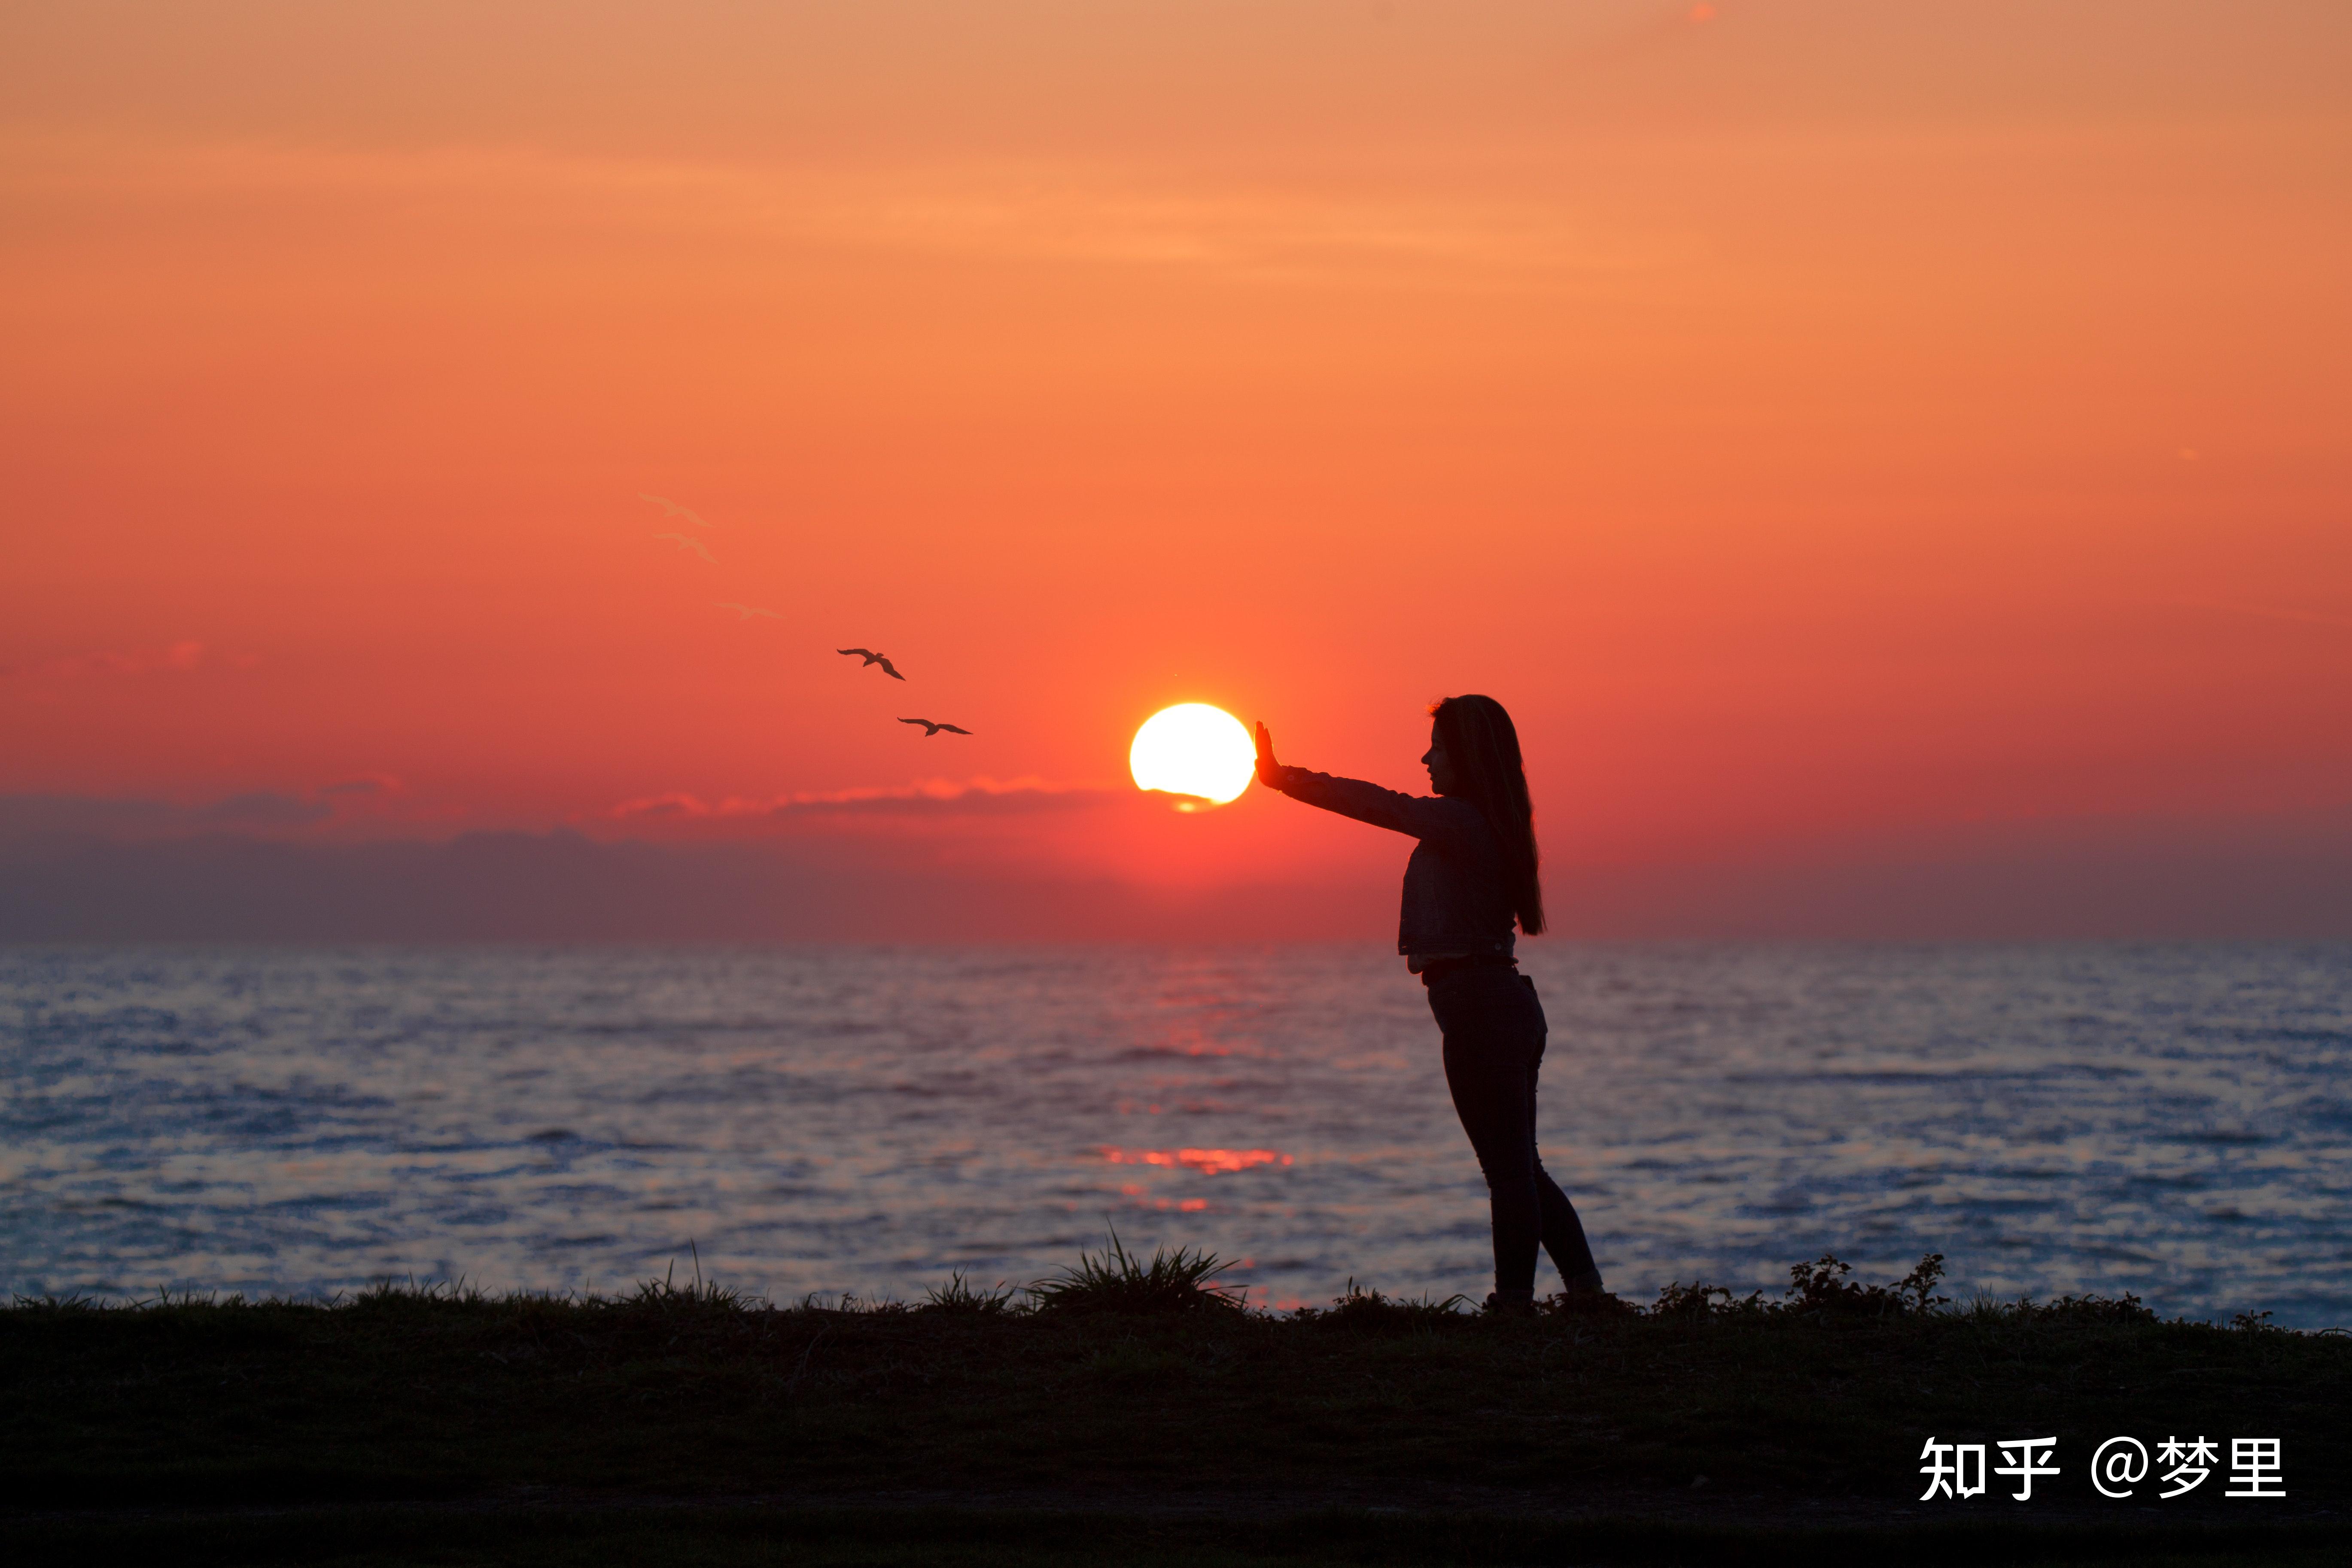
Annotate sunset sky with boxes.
[3,2,2348,938]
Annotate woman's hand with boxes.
[1254,721,1283,788]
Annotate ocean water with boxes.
[3,944,2348,1327]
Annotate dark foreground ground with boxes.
[6,1255,2346,1565]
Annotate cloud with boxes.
[0,795,182,841]
[0,784,383,846]
[825,185,1679,286]
[196,792,333,828]
[2153,597,2352,631]
[602,777,1123,826]
[319,774,406,798]
[0,830,1387,944]
[776,779,1123,818]
[5,134,1689,294]
[603,792,720,822]
[4,813,2350,942]
[0,640,205,679]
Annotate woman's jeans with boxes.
[1426,966,1599,1295]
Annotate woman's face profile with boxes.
[1422,724,1459,796]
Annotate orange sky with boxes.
[3,2,2349,922]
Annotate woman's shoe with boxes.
[1482,1289,1538,1317]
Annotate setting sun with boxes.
[1129,704,1256,807]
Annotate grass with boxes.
[5,1244,2346,1563]
[1024,1229,1245,1314]
[11,1505,2352,1568]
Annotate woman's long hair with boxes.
[1430,694,1544,936]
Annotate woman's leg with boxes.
[1527,1061,1601,1290]
[1516,981,1603,1292]
[1441,1035,1542,1293]
[1435,974,1547,1295]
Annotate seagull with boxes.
[639,494,711,527]
[837,648,906,680]
[717,603,781,621]
[654,533,715,563]
[899,718,971,737]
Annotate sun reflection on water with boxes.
[1098,1146,1293,1174]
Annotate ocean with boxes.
[3,943,2347,1326]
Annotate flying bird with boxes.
[717,603,781,621]
[899,718,971,737]
[639,494,711,527]
[654,533,715,563]
[837,648,906,680]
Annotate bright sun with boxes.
[1129,703,1255,807]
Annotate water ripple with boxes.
[2,943,2347,1324]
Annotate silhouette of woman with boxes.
[1254,696,1604,1312]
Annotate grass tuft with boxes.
[919,1272,1019,1315]
[1298,1279,1470,1331]
[339,1277,502,1318]
[1025,1230,1244,1315]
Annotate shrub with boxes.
[1782,1252,1949,1318]
[1649,1281,1765,1319]
[1647,1254,1950,1321]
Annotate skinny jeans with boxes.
[1426,966,1597,1295]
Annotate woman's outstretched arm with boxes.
[1254,721,1473,844]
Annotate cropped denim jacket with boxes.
[1270,767,1517,959]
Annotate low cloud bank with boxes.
[0,639,210,679]
[2,804,2349,941]
[0,829,1385,943]
[0,782,400,845]
[602,777,1122,828]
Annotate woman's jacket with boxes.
[1269,767,1517,959]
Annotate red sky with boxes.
[3,2,2349,935]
